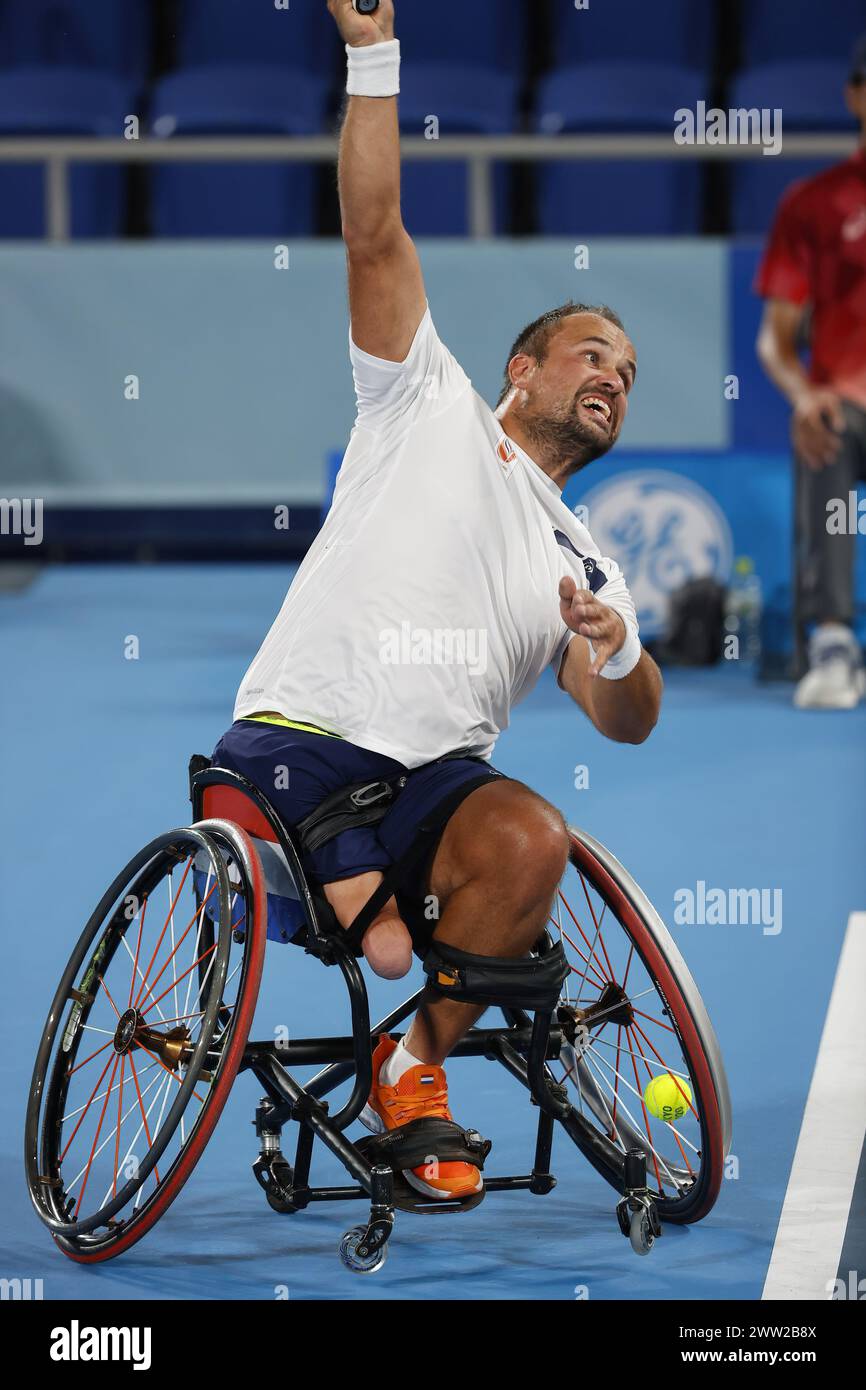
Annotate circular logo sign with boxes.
[578,471,733,638]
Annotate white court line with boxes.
[762,911,866,1300]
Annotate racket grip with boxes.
[353,1,381,13]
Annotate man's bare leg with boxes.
[402,781,570,1064]
[324,871,413,980]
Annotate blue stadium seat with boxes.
[730,60,856,127]
[0,68,135,238]
[729,63,857,234]
[741,0,866,66]
[391,2,527,75]
[177,0,337,71]
[397,64,519,235]
[549,0,713,74]
[535,64,705,234]
[0,0,150,81]
[149,66,329,237]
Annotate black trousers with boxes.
[795,400,866,627]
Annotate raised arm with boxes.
[327,0,427,361]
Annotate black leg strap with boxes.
[423,938,570,1012]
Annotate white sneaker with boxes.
[794,625,866,710]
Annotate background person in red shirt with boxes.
[756,35,866,709]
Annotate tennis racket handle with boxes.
[353,1,381,13]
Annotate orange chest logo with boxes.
[496,436,517,476]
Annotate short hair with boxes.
[496,301,626,407]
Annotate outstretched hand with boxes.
[559,574,626,678]
[327,0,394,46]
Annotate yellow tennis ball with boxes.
[644,1073,692,1123]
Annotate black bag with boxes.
[652,577,726,667]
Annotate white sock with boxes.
[380,1036,428,1086]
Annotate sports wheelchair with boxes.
[26,755,732,1272]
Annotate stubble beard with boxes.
[516,394,615,478]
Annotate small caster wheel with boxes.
[339,1225,388,1275]
[253,1153,296,1213]
[265,1182,297,1215]
[629,1207,655,1256]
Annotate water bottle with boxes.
[724,557,763,665]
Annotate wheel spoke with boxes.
[69,1035,115,1077]
[136,1070,177,1211]
[135,884,217,1017]
[560,932,609,991]
[74,1053,120,1217]
[140,941,217,1019]
[106,1070,174,1202]
[622,941,635,992]
[576,871,616,981]
[63,1060,159,1124]
[132,855,194,1011]
[557,890,613,983]
[182,866,211,1021]
[60,1050,116,1160]
[166,872,181,1040]
[573,1046,624,1149]
[133,1038,206,1104]
[119,925,167,1024]
[591,1034,691,1076]
[632,1006,677,1035]
[112,1053,126,1198]
[98,972,122,1020]
[611,1024,623,1135]
[70,1067,166,1198]
[128,1051,161,1187]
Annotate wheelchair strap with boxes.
[423,937,570,1012]
[358,1116,491,1172]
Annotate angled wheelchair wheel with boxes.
[549,830,732,1225]
[25,820,266,1262]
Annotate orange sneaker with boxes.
[359,1034,483,1200]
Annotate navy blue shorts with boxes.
[210,721,506,946]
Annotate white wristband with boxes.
[346,39,400,97]
[589,622,642,680]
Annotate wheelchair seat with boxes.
[190,755,335,949]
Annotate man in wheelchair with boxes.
[211,0,663,1202]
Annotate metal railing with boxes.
[0,132,856,240]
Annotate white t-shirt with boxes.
[234,308,639,768]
